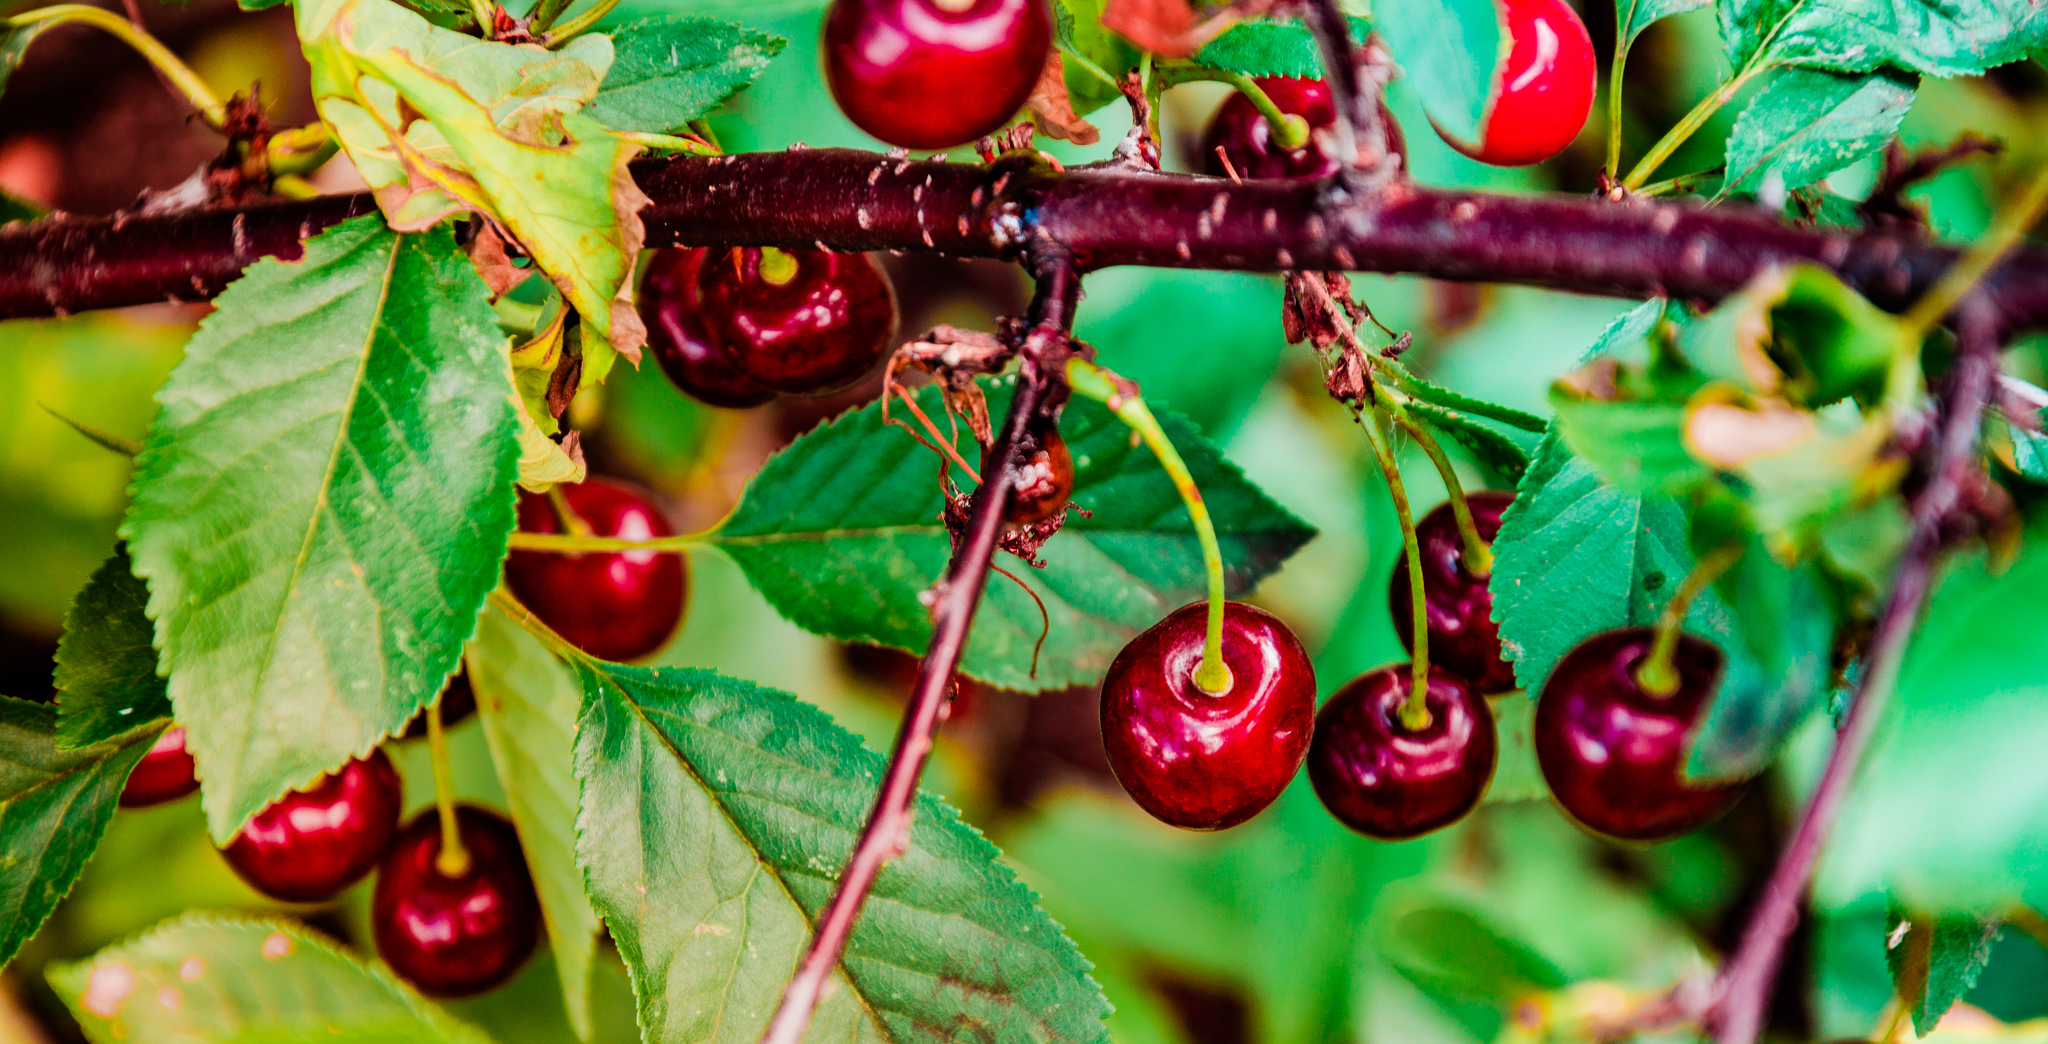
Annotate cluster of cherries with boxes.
[1099,491,1744,843]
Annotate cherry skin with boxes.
[696,247,898,397]
[640,246,777,409]
[1533,628,1746,841]
[1100,601,1318,830]
[983,425,1073,526]
[120,726,200,808]
[1201,78,1406,180]
[504,477,687,662]
[402,670,478,740]
[823,0,1053,150]
[1432,0,1596,166]
[1390,491,1517,694]
[222,750,403,902]
[372,806,541,997]
[1308,665,1496,839]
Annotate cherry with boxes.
[695,247,897,397]
[372,806,540,997]
[1307,665,1496,839]
[983,424,1073,526]
[1099,601,1317,831]
[504,477,686,662]
[402,671,477,740]
[1533,628,1745,841]
[1390,491,1517,694]
[640,246,777,409]
[823,0,1053,150]
[1431,0,1596,166]
[119,725,199,808]
[1201,78,1406,180]
[222,749,403,902]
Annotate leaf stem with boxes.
[425,699,472,878]
[466,0,495,39]
[1067,356,1234,695]
[4,5,226,129]
[1381,400,1493,575]
[1363,403,1431,728]
[1622,62,1767,191]
[528,0,573,33]
[1157,64,1311,150]
[1633,543,1740,695]
[542,0,620,45]
[2006,906,2048,954]
[613,131,721,156]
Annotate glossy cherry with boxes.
[372,807,540,997]
[222,750,403,902]
[696,247,897,396]
[1202,78,1405,179]
[1390,492,1517,694]
[984,425,1073,526]
[640,246,777,409]
[119,725,200,808]
[1308,665,1496,839]
[1533,628,1746,841]
[823,0,1053,150]
[402,671,478,740]
[1432,0,1596,166]
[504,477,686,662]
[1100,601,1317,830]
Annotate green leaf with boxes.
[2010,421,2048,483]
[1724,68,1917,197]
[1684,539,1836,780]
[1549,394,1708,493]
[1394,370,1550,434]
[54,550,172,750]
[709,377,1315,690]
[1406,400,1535,484]
[1617,0,1711,52]
[584,17,786,135]
[1681,264,1901,407]
[0,21,46,96]
[570,659,1111,1044]
[1374,0,1501,145]
[47,914,493,1044]
[1719,0,2048,77]
[1885,905,2000,1035]
[1377,895,1570,1003]
[0,186,43,225]
[468,605,603,1040]
[120,215,520,842]
[1192,15,1373,79]
[1053,0,1143,115]
[0,697,162,967]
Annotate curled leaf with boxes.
[1028,49,1100,144]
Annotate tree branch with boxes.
[7,150,2048,331]
[755,249,1079,1044]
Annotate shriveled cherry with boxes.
[222,750,403,902]
[1308,665,1495,839]
[640,246,777,409]
[823,0,1053,150]
[402,671,478,740]
[372,806,540,997]
[696,247,897,396]
[1390,491,1517,694]
[120,725,199,808]
[1533,628,1746,841]
[1431,0,1595,166]
[983,425,1073,526]
[1100,601,1317,831]
[504,477,686,662]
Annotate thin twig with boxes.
[1300,0,1389,193]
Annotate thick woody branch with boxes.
[6,150,2048,330]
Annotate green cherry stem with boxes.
[613,131,721,157]
[4,5,226,129]
[1621,60,1769,191]
[1895,157,2048,350]
[424,699,472,878]
[1157,64,1312,150]
[1067,357,1234,695]
[1634,543,1742,695]
[1362,403,1431,729]
[544,485,596,539]
[543,0,622,45]
[1380,401,1493,575]
[506,531,706,553]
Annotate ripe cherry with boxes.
[1308,666,1496,839]
[504,477,686,662]
[402,671,477,740]
[1390,492,1517,694]
[222,750,403,902]
[984,425,1073,526]
[1201,78,1406,180]
[640,247,777,409]
[823,0,1053,150]
[1533,628,1745,841]
[1100,601,1317,831]
[695,247,897,397]
[372,806,540,997]
[119,725,199,808]
[1431,0,1596,166]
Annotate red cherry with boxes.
[823,0,1053,150]
[1432,0,1595,166]
[222,750,403,902]
[504,477,687,662]
[402,671,478,740]
[372,806,540,997]
[1307,666,1496,839]
[983,425,1073,526]
[1100,601,1317,830]
[1390,492,1517,694]
[640,247,777,409]
[120,726,200,808]
[695,248,897,397]
[1533,628,1746,841]
[1201,78,1406,180]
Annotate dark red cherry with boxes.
[222,749,403,902]
[1308,665,1496,839]
[504,477,686,662]
[1391,491,1517,695]
[983,425,1073,526]
[402,671,478,740]
[120,725,199,808]
[1201,78,1405,179]
[640,246,777,409]
[695,247,897,397]
[372,806,540,997]
[1431,0,1596,166]
[1533,628,1746,841]
[1100,601,1317,830]
[823,0,1053,150]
